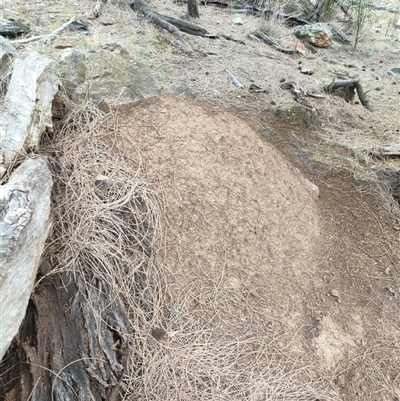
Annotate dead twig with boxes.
[12,17,76,44]
[226,69,244,88]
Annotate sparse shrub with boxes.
[340,0,375,49]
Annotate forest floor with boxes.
[1,0,400,400]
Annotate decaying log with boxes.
[254,31,296,54]
[365,144,400,157]
[0,19,30,39]
[0,158,53,361]
[323,79,371,109]
[0,273,132,401]
[0,53,59,169]
[161,14,207,35]
[128,0,207,37]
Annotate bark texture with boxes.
[0,272,132,401]
[0,158,52,361]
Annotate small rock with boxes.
[170,82,195,98]
[62,49,86,100]
[94,174,113,190]
[305,180,319,199]
[0,35,16,60]
[395,20,400,29]
[299,67,314,75]
[100,19,114,26]
[69,19,89,31]
[331,289,340,298]
[390,67,400,75]
[94,99,111,114]
[331,27,351,45]
[295,42,306,54]
[151,327,167,341]
[52,38,75,49]
[232,14,244,25]
[386,287,396,296]
[294,23,333,48]
[384,267,391,275]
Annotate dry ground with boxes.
[1,0,400,400]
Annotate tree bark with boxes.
[306,0,329,22]
[187,0,200,18]
[0,270,132,401]
[126,0,207,37]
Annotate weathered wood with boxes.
[0,53,59,168]
[0,273,132,401]
[128,0,208,37]
[254,31,296,54]
[159,14,207,35]
[323,79,371,109]
[226,69,244,88]
[126,0,183,38]
[365,144,400,157]
[11,17,76,44]
[372,4,399,13]
[0,158,52,361]
[0,19,30,38]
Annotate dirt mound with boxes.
[116,96,320,321]
[113,96,400,400]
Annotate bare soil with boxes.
[114,95,400,400]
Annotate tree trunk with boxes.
[187,0,200,18]
[0,269,132,401]
[307,0,328,22]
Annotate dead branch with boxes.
[126,0,207,37]
[324,79,371,109]
[226,69,244,88]
[254,31,296,54]
[372,4,399,13]
[364,144,400,157]
[11,17,76,44]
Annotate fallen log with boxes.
[160,14,207,36]
[0,53,59,168]
[323,79,371,109]
[254,31,296,54]
[372,4,399,13]
[364,144,400,157]
[1,273,132,400]
[11,17,76,44]
[95,0,208,37]
[0,158,53,361]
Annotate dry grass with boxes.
[43,101,339,400]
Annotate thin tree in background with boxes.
[188,0,200,18]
